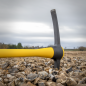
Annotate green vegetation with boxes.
[8,44,17,49]
[0,43,8,49]
[64,49,79,51]
[0,42,23,49]
[0,42,86,51]
[0,42,39,49]
[78,46,86,51]
[64,46,86,51]
[17,43,23,49]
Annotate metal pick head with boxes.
[51,9,62,69]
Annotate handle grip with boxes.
[0,47,54,58]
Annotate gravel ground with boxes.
[0,51,86,86]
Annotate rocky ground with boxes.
[0,51,86,86]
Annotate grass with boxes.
[64,49,80,51]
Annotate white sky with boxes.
[0,0,86,49]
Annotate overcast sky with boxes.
[0,0,86,48]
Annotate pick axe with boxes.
[0,9,64,69]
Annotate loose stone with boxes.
[56,83,64,86]
[4,78,9,83]
[66,77,77,86]
[38,80,46,86]
[0,81,6,86]
[8,81,15,86]
[8,67,19,73]
[66,67,73,73]
[38,71,49,80]
[27,74,38,81]
[0,78,3,82]
[45,81,56,86]
[1,61,10,69]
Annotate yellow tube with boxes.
[0,47,54,58]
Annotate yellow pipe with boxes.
[0,47,54,58]
[0,47,64,59]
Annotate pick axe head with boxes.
[51,9,64,69]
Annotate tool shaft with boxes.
[0,47,54,58]
[51,9,60,45]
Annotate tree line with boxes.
[0,42,86,51]
[0,42,41,49]
[0,43,23,49]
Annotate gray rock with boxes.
[19,77,26,82]
[0,81,6,86]
[76,84,86,86]
[52,76,58,82]
[26,82,36,86]
[59,73,67,80]
[46,81,56,86]
[56,79,63,83]
[61,80,66,85]
[56,83,64,86]
[0,78,3,82]
[38,83,45,86]
[31,64,36,68]
[81,62,86,66]
[13,65,19,68]
[19,81,36,86]
[48,68,53,74]
[72,78,80,84]
[66,67,73,73]
[38,71,49,80]
[34,78,40,85]
[76,66,86,70]
[7,74,16,82]
[1,61,10,69]
[49,74,58,82]
[1,75,7,79]
[9,75,16,82]
[15,72,26,78]
[8,67,19,73]
[4,78,9,83]
[66,77,77,86]
[19,66,26,71]
[36,67,43,73]
[38,80,46,86]
[78,77,86,84]
[26,63,31,67]
[27,73,38,81]
[79,59,84,61]
[67,58,71,62]
[79,70,86,77]
[76,66,81,69]
[64,64,67,67]
[52,71,58,75]
[49,74,54,79]
[10,73,16,76]
[15,78,25,86]
[7,74,12,78]
[74,70,81,72]
[8,81,15,86]
[24,68,31,75]
[44,62,48,66]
